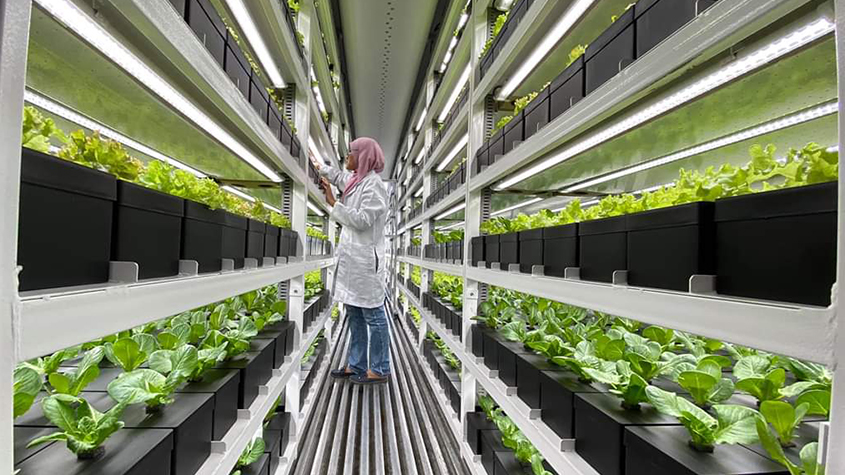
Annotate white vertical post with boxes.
[0,1,31,473]
[826,0,845,470]
[285,179,307,447]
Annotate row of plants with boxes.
[425,230,465,261]
[300,331,327,402]
[179,0,303,160]
[306,227,333,257]
[426,160,467,209]
[423,272,463,340]
[475,0,721,175]
[472,285,830,474]
[422,332,462,416]
[473,142,838,305]
[262,394,291,474]
[471,394,555,475]
[13,284,295,474]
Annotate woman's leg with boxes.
[346,305,368,375]
[361,304,390,377]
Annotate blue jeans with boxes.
[346,304,391,377]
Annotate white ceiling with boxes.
[338,0,439,176]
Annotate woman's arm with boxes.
[331,181,387,231]
[319,165,353,190]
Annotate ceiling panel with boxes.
[339,0,439,175]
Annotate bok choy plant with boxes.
[27,394,126,459]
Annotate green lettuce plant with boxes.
[105,337,150,372]
[756,419,825,475]
[646,386,761,453]
[734,355,818,405]
[27,394,126,459]
[58,130,143,182]
[675,360,735,408]
[108,368,184,412]
[14,365,43,418]
[22,105,64,153]
[232,438,266,475]
[479,12,509,59]
[48,347,105,396]
[759,400,809,448]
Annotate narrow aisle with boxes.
[292,304,471,475]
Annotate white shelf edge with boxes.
[198,305,333,475]
[468,0,812,193]
[398,256,464,278]
[18,258,334,362]
[467,266,835,365]
[398,284,597,475]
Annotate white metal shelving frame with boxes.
[389,0,845,473]
[0,0,350,473]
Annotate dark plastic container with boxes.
[484,234,500,267]
[523,88,550,140]
[480,429,510,475]
[550,57,585,121]
[247,219,266,262]
[224,43,251,99]
[14,427,173,475]
[114,181,184,280]
[182,200,224,273]
[585,8,636,95]
[635,0,718,57]
[250,78,270,123]
[540,369,606,439]
[518,228,543,273]
[221,212,248,269]
[269,109,283,140]
[265,225,280,258]
[18,148,117,291]
[167,0,186,17]
[179,368,241,440]
[215,339,274,408]
[579,215,627,283]
[543,223,578,277]
[625,425,789,475]
[488,129,505,167]
[627,202,715,291]
[499,232,519,268]
[503,112,524,155]
[714,182,837,306]
[575,393,678,475]
[187,0,225,67]
[475,143,489,174]
[471,236,485,267]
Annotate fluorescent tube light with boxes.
[414,148,427,165]
[499,0,596,99]
[563,101,838,193]
[494,18,834,190]
[435,202,466,220]
[222,185,256,202]
[36,0,282,182]
[440,52,454,72]
[491,197,543,217]
[435,134,469,172]
[25,90,206,177]
[438,64,470,122]
[438,221,465,231]
[552,183,672,212]
[264,203,283,214]
[226,0,286,87]
[414,187,425,198]
[415,108,428,132]
[457,12,469,30]
[308,201,325,216]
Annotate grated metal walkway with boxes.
[291,307,471,475]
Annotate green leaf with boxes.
[678,370,718,407]
[111,338,147,371]
[41,394,79,433]
[107,369,168,405]
[800,443,824,475]
[756,418,801,475]
[237,438,266,467]
[48,372,71,395]
[132,334,158,357]
[734,355,772,379]
[148,350,174,375]
[14,365,43,418]
[712,405,761,446]
[761,401,797,445]
[795,390,830,417]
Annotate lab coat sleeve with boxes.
[330,182,387,231]
[319,165,353,189]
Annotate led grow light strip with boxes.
[222,185,256,202]
[551,183,671,212]
[226,0,286,88]
[498,0,596,99]
[490,197,543,217]
[415,108,428,132]
[438,221,465,231]
[435,202,467,220]
[438,64,471,122]
[414,187,425,198]
[35,0,282,182]
[494,17,834,190]
[308,201,325,216]
[436,134,469,172]
[25,90,206,177]
[562,101,839,192]
[414,148,427,165]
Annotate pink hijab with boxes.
[343,137,385,200]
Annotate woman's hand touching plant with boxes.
[321,178,336,206]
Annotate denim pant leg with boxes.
[362,305,391,376]
[346,305,368,375]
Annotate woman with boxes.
[312,137,391,384]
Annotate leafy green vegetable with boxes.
[27,394,126,459]
[646,386,761,452]
[479,12,509,59]
[105,338,149,372]
[756,418,826,475]
[58,130,143,181]
[760,400,809,447]
[22,105,64,153]
[14,365,43,418]
[675,360,735,408]
[48,347,105,396]
[107,368,183,411]
[235,437,266,471]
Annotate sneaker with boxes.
[330,368,355,379]
[350,373,389,385]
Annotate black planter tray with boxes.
[114,181,184,280]
[634,0,717,57]
[247,219,267,262]
[182,199,225,273]
[497,340,533,388]
[214,339,274,409]
[517,228,543,273]
[264,427,282,474]
[14,426,55,466]
[625,425,789,475]
[714,181,837,306]
[742,421,820,467]
[256,323,292,368]
[484,235,500,268]
[540,369,607,439]
[579,214,627,283]
[481,327,501,371]
[266,413,291,456]
[585,7,635,95]
[19,147,117,291]
[514,353,557,409]
[575,392,679,475]
[471,324,486,357]
[480,429,510,475]
[179,368,241,440]
[494,448,536,475]
[499,232,519,268]
[240,453,270,475]
[467,412,498,455]
[15,427,174,475]
[221,212,248,269]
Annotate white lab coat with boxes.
[321,166,389,308]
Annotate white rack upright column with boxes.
[285,178,308,451]
[0,1,31,473]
